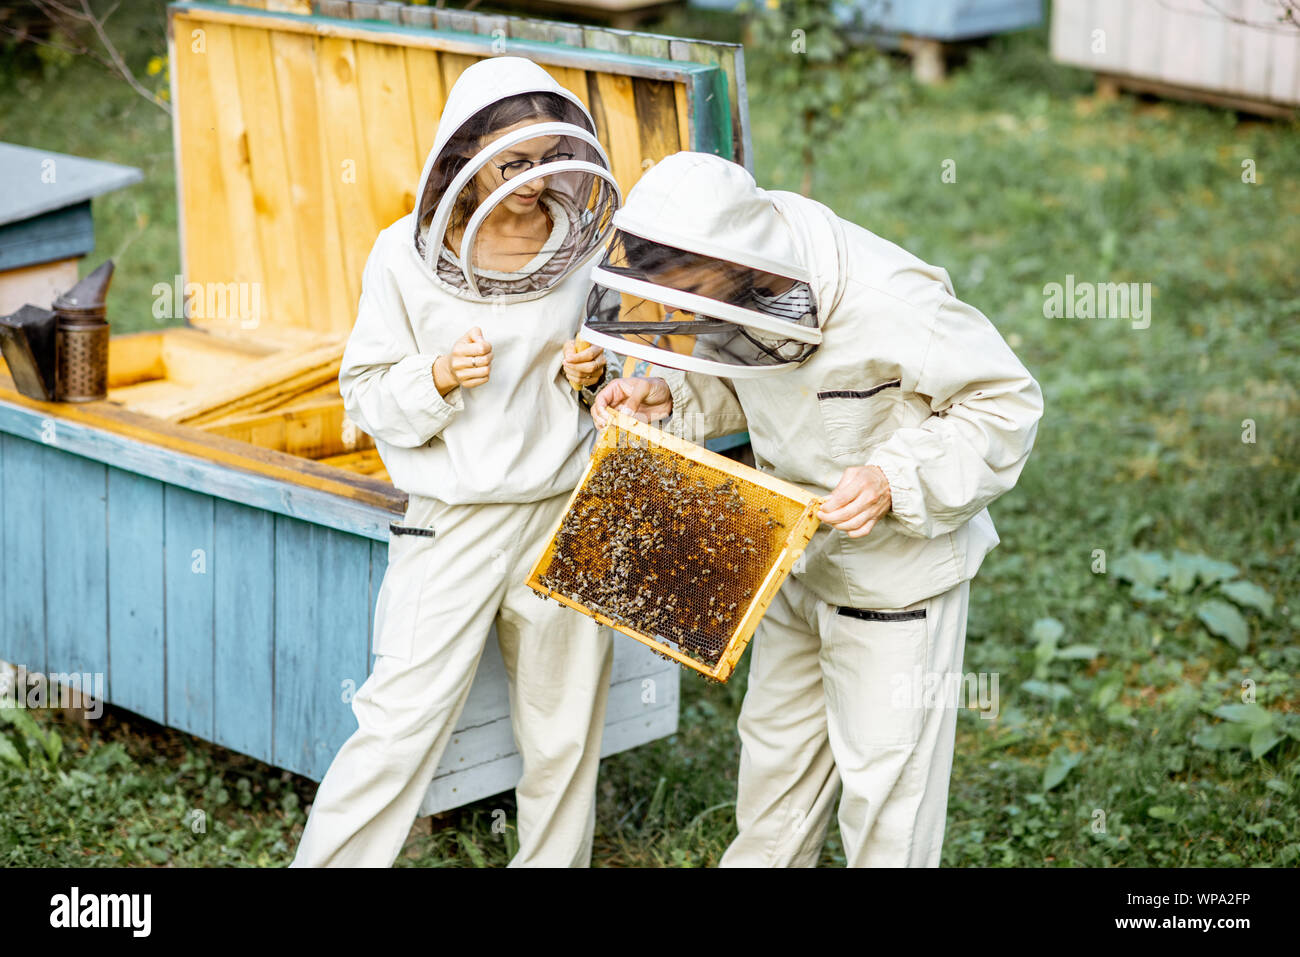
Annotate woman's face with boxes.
[473,118,564,217]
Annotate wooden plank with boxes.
[0,434,46,674]
[272,518,372,778]
[213,498,275,761]
[355,37,422,229]
[0,389,405,540]
[632,76,681,173]
[129,340,344,422]
[404,46,446,166]
[195,20,270,324]
[200,399,372,458]
[586,69,643,200]
[271,29,353,338]
[170,14,235,323]
[439,51,482,96]
[178,358,345,425]
[540,64,592,109]
[43,452,108,682]
[231,23,309,331]
[106,469,166,724]
[317,35,382,318]
[164,484,215,738]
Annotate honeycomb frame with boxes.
[525,410,823,681]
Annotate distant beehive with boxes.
[527,412,822,681]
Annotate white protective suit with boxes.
[583,152,1044,866]
[291,57,619,868]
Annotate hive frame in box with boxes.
[526,410,823,682]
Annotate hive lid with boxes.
[0,143,142,229]
[166,0,748,342]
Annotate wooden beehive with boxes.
[0,0,752,811]
[527,412,822,682]
[1052,0,1300,118]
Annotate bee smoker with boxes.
[51,260,114,402]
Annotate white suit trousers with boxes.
[290,490,613,868]
[720,574,971,867]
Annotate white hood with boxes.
[581,151,830,378]
[410,56,618,303]
[611,152,811,284]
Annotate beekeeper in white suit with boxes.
[290,57,621,868]
[586,151,1044,867]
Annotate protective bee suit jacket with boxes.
[623,153,1043,610]
[338,57,616,504]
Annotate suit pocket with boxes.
[824,602,929,747]
[816,380,902,459]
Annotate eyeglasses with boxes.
[495,151,576,180]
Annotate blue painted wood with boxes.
[42,449,108,681]
[0,434,46,673]
[688,0,1043,41]
[213,498,275,762]
[0,399,401,542]
[272,517,372,780]
[163,485,215,739]
[0,201,94,273]
[106,468,166,723]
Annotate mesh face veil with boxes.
[415,90,620,302]
[580,229,821,377]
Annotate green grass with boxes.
[1,8,1297,867]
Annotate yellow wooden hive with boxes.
[527,411,822,682]
[31,0,751,505]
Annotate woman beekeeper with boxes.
[290,57,621,868]
[585,151,1043,867]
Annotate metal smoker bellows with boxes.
[526,411,822,681]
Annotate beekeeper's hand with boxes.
[591,377,673,427]
[817,465,893,538]
[563,340,606,389]
[434,327,492,394]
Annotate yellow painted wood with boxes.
[587,71,642,200]
[543,66,592,109]
[355,39,421,230]
[126,341,344,423]
[632,77,680,171]
[231,23,308,331]
[439,52,482,100]
[107,332,166,389]
[201,398,369,459]
[404,46,446,167]
[170,19,234,317]
[179,355,345,425]
[0,374,403,511]
[317,35,382,316]
[674,80,691,154]
[271,29,353,337]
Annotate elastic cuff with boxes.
[865,454,918,534]
[393,352,463,422]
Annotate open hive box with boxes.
[0,0,752,802]
[527,411,822,681]
[6,0,753,499]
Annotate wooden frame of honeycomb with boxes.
[525,410,823,681]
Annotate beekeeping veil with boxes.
[413,56,620,302]
[580,152,820,377]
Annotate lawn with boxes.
[1,3,1296,867]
